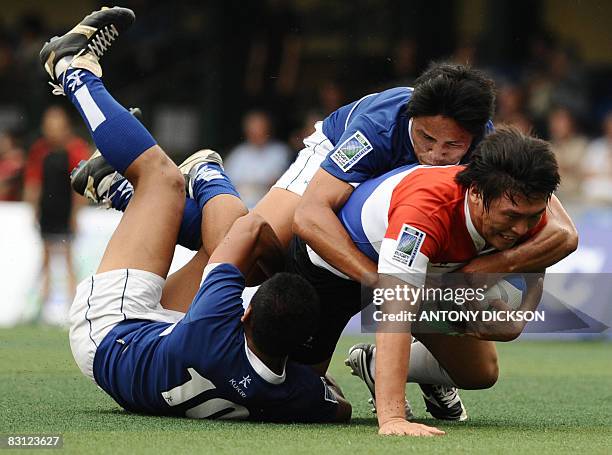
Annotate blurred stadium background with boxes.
[0,0,611,334]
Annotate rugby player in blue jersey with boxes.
[40,7,351,423]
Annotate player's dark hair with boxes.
[455,127,560,210]
[407,62,495,138]
[249,273,320,357]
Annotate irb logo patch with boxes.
[392,224,426,267]
[329,131,373,171]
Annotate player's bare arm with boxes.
[460,195,577,274]
[293,168,378,283]
[374,274,444,436]
[209,213,284,279]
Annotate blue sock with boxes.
[191,163,241,212]
[62,68,156,174]
[178,198,204,251]
[108,176,203,251]
[108,178,133,212]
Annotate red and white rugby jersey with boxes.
[306,164,546,285]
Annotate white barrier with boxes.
[0,202,194,327]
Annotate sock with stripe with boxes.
[60,66,155,173]
[369,341,457,387]
[190,163,241,212]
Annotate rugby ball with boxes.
[481,274,526,310]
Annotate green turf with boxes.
[1,326,611,454]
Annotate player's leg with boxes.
[411,332,499,389]
[41,7,183,277]
[253,122,334,248]
[62,240,78,298]
[40,240,52,304]
[71,120,331,252]
[73,161,301,250]
[346,333,495,422]
[70,150,242,253]
[44,7,188,382]
[161,194,248,312]
[97,149,184,276]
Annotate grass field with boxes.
[1,326,611,454]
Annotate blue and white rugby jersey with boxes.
[93,263,338,422]
[320,87,494,184]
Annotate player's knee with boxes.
[471,351,499,389]
[166,167,186,196]
[154,156,185,196]
[453,353,499,390]
[477,358,499,389]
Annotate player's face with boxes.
[411,116,474,165]
[469,189,547,250]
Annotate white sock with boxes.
[368,341,457,387]
[55,56,74,80]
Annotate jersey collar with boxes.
[244,336,286,385]
[464,192,486,252]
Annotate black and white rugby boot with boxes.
[345,343,414,419]
[420,384,468,421]
[40,6,135,95]
[179,149,225,199]
[70,150,122,205]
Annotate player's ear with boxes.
[468,185,483,209]
[468,184,480,202]
[241,305,253,324]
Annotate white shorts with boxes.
[273,121,334,196]
[69,269,184,382]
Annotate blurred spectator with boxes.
[23,106,90,318]
[317,79,345,116]
[288,110,323,152]
[224,110,290,208]
[548,107,588,201]
[526,42,589,135]
[0,29,15,94]
[14,14,45,69]
[451,37,479,67]
[495,81,533,134]
[244,0,302,139]
[582,111,612,204]
[0,130,25,201]
[548,45,590,120]
[379,38,418,89]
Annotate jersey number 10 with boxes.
[161,367,249,419]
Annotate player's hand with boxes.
[466,277,544,341]
[378,418,445,436]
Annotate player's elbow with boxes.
[236,212,268,239]
[552,220,579,260]
[563,225,579,257]
[334,398,352,423]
